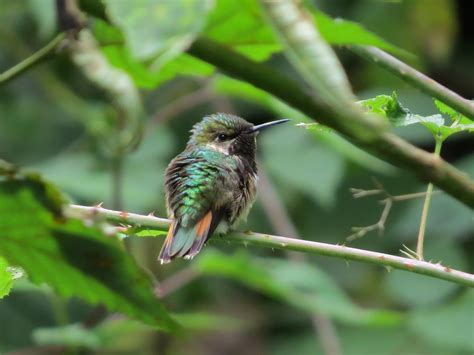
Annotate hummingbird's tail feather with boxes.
[158,220,178,264]
[158,211,216,263]
[187,211,213,258]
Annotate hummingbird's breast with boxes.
[226,155,258,227]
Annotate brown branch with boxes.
[187,37,474,208]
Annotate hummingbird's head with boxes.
[188,113,289,157]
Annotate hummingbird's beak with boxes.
[248,119,290,133]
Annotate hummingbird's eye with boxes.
[217,133,229,141]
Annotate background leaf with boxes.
[408,290,474,352]
[313,10,410,58]
[0,173,176,330]
[104,0,213,62]
[204,0,280,61]
[0,257,13,299]
[95,0,404,90]
[195,250,402,326]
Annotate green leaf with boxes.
[196,250,402,326]
[104,0,213,62]
[409,290,474,352]
[434,99,474,134]
[0,172,176,331]
[94,18,214,89]
[99,0,214,89]
[125,226,167,238]
[0,257,13,299]
[360,92,443,127]
[101,42,214,90]
[314,10,410,58]
[361,93,473,141]
[206,1,406,61]
[96,1,404,90]
[359,92,460,140]
[204,0,280,61]
[434,99,462,121]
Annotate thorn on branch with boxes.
[400,244,419,260]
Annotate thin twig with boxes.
[0,33,66,86]
[392,191,441,202]
[65,204,474,287]
[351,46,474,120]
[347,180,441,242]
[416,138,443,260]
[347,198,392,242]
[416,183,434,261]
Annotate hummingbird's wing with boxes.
[159,150,233,263]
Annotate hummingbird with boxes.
[159,113,289,264]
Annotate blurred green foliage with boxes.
[0,257,14,299]
[0,0,473,354]
[0,172,175,331]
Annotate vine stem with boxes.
[65,204,474,287]
[416,138,443,260]
[0,33,65,85]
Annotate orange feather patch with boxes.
[196,211,212,238]
[164,220,176,248]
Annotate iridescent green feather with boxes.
[166,149,235,224]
